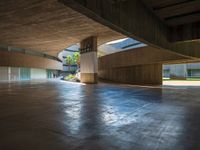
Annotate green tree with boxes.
[65,55,73,71]
[73,52,80,68]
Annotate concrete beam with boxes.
[170,22,200,42]
[98,46,194,70]
[60,0,200,58]
[0,50,62,70]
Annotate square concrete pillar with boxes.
[80,36,98,84]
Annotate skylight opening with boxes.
[106,38,129,45]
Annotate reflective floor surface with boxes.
[0,80,200,150]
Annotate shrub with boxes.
[65,74,75,80]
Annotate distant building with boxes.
[58,44,79,72]
[163,63,200,78]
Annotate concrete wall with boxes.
[99,64,162,85]
[98,46,191,85]
[0,51,62,70]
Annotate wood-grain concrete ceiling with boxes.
[142,0,200,26]
[0,0,124,57]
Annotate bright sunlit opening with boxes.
[106,38,129,45]
[60,80,86,85]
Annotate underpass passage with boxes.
[0,80,200,150]
[1,0,200,85]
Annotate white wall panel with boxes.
[31,68,47,80]
[10,67,20,81]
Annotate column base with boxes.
[81,73,98,84]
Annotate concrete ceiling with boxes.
[0,0,124,57]
[142,0,200,26]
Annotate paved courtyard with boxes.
[0,80,200,150]
[164,80,200,86]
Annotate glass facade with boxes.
[20,68,31,80]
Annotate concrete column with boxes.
[80,36,98,84]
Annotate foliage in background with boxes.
[64,52,80,82]
[65,52,80,72]
[65,55,73,71]
[64,74,75,80]
[73,52,80,67]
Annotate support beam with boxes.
[0,50,62,70]
[170,22,200,42]
[98,46,192,70]
[60,0,200,58]
[80,36,98,84]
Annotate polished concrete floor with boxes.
[0,80,200,150]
